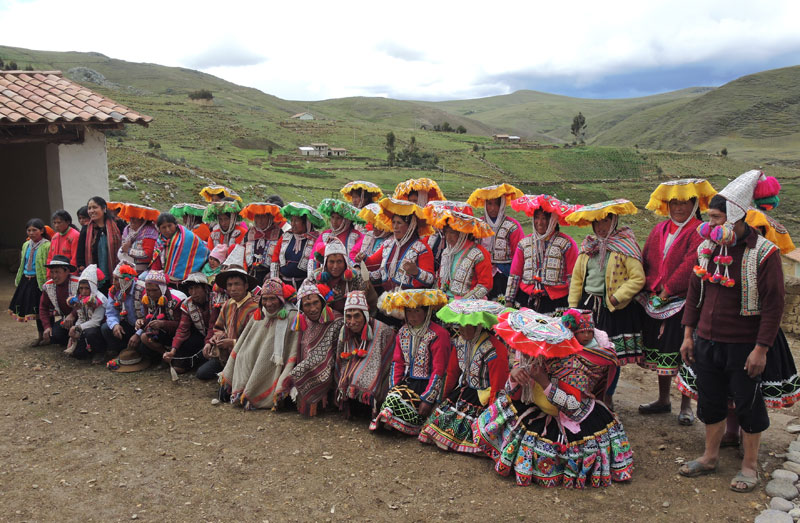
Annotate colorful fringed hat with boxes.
[393,178,445,204]
[431,209,494,238]
[436,299,511,328]
[375,198,433,237]
[118,203,160,223]
[510,194,580,225]
[746,209,795,255]
[317,198,366,225]
[170,203,207,219]
[467,183,524,208]
[718,169,781,223]
[107,201,124,213]
[358,203,393,232]
[340,181,384,204]
[493,308,582,358]
[240,202,286,226]
[379,288,448,314]
[203,200,243,224]
[645,179,717,217]
[281,202,326,229]
[199,185,242,202]
[565,199,638,227]
[423,200,474,222]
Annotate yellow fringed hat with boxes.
[467,183,523,208]
[645,179,717,217]
[376,198,433,237]
[199,185,242,202]
[340,181,384,203]
[240,202,286,226]
[565,199,638,227]
[431,210,494,238]
[393,178,445,202]
[358,203,393,232]
[379,288,449,314]
[118,203,160,223]
[746,209,795,255]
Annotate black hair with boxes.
[52,209,72,224]
[221,196,236,202]
[267,194,284,207]
[156,212,178,227]
[708,194,728,214]
[225,273,248,285]
[26,218,50,239]
[86,196,112,224]
[533,208,560,232]
[76,205,89,220]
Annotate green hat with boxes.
[170,203,207,219]
[203,200,243,224]
[317,198,366,225]
[282,202,326,229]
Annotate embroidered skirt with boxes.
[676,328,800,409]
[8,276,41,323]
[370,378,428,435]
[472,390,634,488]
[640,312,683,376]
[419,386,484,454]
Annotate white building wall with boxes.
[57,127,109,213]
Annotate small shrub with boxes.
[188,89,213,100]
[720,147,728,157]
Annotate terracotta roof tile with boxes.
[0,70,152,125]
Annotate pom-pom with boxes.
[156,313,165,320]
[292,312,308,331]
[142,295,151,306]
[560,309,581,331]
[754,175,780,199]
[356,349,368,357]
[253,308,263,321]
[700,247,713,257]
[146,313,153,320]
[533,275,542,282]
[343,268,354,281]
[106,359,120,370]
[710,273,722,283]
[96,268,105,282]
[278,308,288,320]
[693,266,707,277]
[697,222,712,239]
[157,296,166,306]
[722,278,736,288]
[754,195,779,211]
[114,301,120,307]
[317,271,331,283]
[120,310,128,317]
[341,352,352,360]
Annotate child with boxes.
[64,265,107,361]
[76,206,90,228]
[560,308,619,405]
[9,219,51,346]
[48,210,81,273]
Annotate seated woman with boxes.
[335,290,396,419]
[506,194,579,312]
[369,289,450,435]
[270,202,325,288]
[64,264,107,363]
[205,199,248,252]
[117,203,160,274]
[473,309,633,488]
[150,213,209,285]
[310,238,371,314]
[282,280,344,416]
[310,198,365,269]
[467,184,524,298]
[241,199,285,284]
[169,203,210,242]
[355,198,435,292]
[428,209,494,300]
[220,278,300,410]
[340,181,384,210]
[357,203,393,257]
[419,299,509,454]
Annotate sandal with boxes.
[639,401,672,415]
[679,460,717,478]
[678,410,695,426]
[730,471,760,493]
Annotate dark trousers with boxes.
[694,337,769,434]
[71,327,105,359]
[196,358,224,380]
[101,322,136,354]
[488,272,508,300]
[172,330,208,370]
[49,322,70,346]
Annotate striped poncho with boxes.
[153,225,209,283]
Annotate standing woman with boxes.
[117,203,160,275]
[205,199,248,252]
[9,219,51,345]
[340,181,384,210]
[270,202,325,289]
[393,177,445,207]
[467,184,524,299]
[150,213,210,285]
[506,194,579,311]
[311,198,365,267]
[566,199,645,384]
[76,196,121,294]
[357,203,393,256]
[47,210,81,272]
[423,200,474,274]
[241,200,286,284]
[637,180,715,420]
[169,203,210,242]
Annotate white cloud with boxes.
[1,0,799,100]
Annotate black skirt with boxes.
[581,292,645,365]
[527,293,569,315]
[641,312,683,376]
[8,276,41,322]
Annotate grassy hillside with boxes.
[2,45,798,244]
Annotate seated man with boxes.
[163,272,212,374]
[197,245,259,380]
[101,263,139,358]
[39,255,80,347]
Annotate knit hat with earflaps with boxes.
[340,290,372,359]
[293,279,334,331]
[315,237,354,283]
[717,169,781,223]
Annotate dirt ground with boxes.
[1,274,798,523]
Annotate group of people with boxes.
[7,170,793,491]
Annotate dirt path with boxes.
[0,274,796,522]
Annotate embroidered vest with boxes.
[447,245,486,297]
[181,298,207,333]
[321,229,360,255]
[520,233,571,286]
[42,277,79,317]
[696,236,778,316]
[454,332,496,390]
[398,326,438,380]
[374,238,432,287]
[278,231,315,273]
[482,217,517,264]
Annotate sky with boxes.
[1,0,799,101]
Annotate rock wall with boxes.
[784,276,800,336]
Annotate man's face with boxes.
[262,294,282,314]
[51,267,69,285]
[145,282,163,302]
[345,309,366,335]
[226,276,248,301]
[301,294,323,322]
[707,208,727,227]
[188,284,207,304]
[325,254,346,278]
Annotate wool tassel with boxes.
[277,308,287,320]
[754,175,781,199]
[253,307,263,321]
[142,295,151,306]
[157,295,166,306]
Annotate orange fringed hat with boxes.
[240,202,286,226]
[118,203,160,223]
